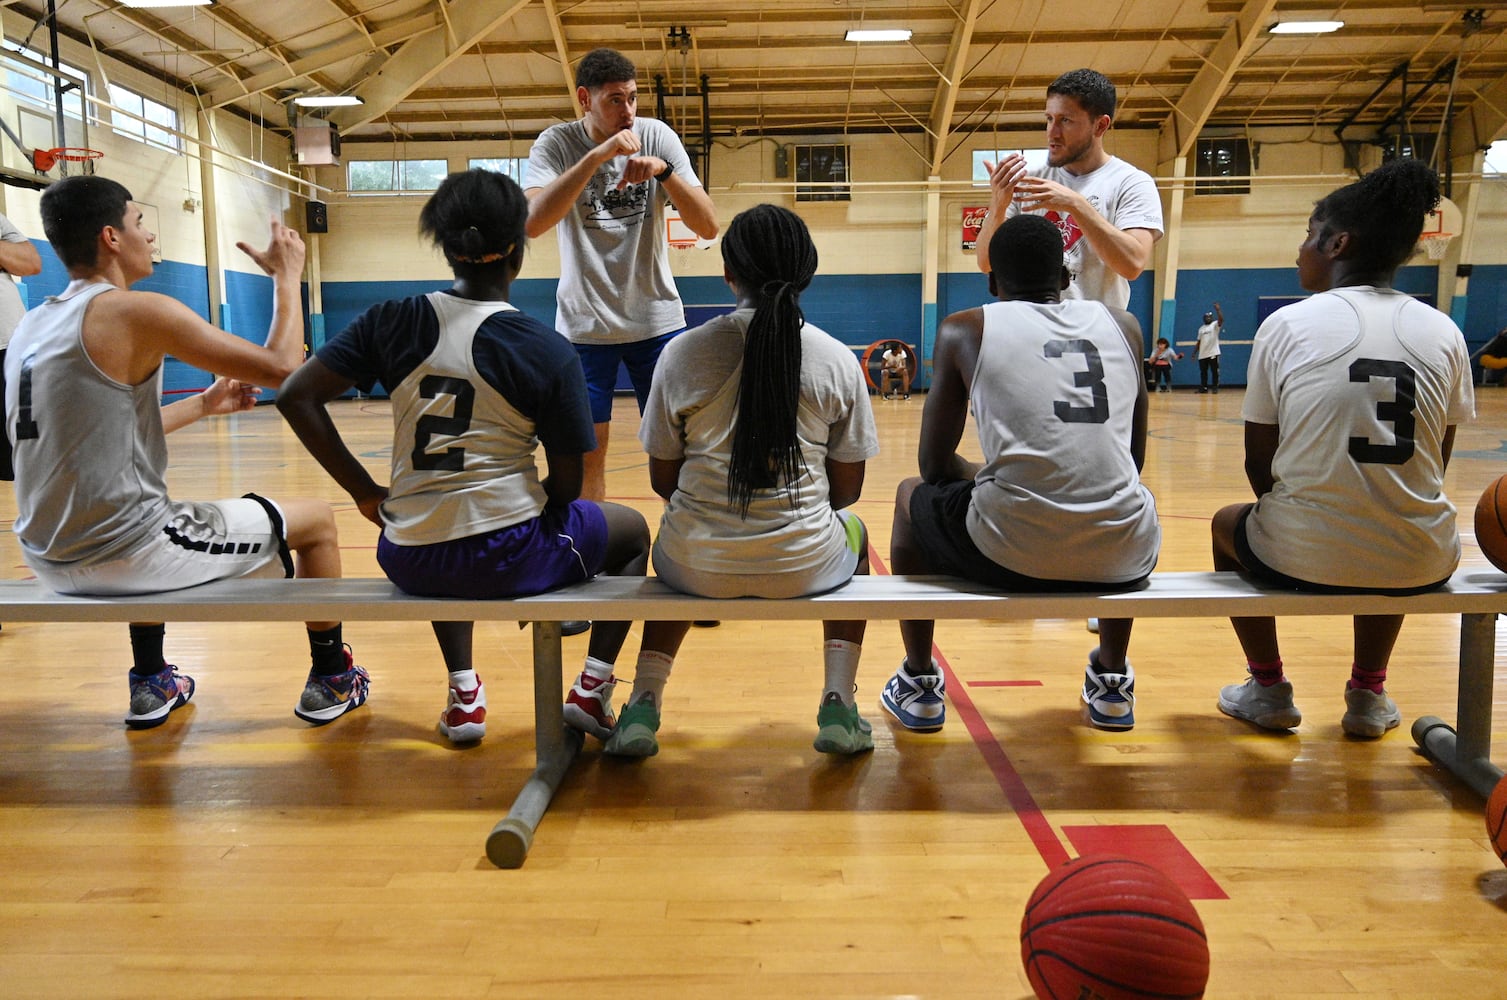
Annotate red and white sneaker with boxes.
[563,671,616,740]
[439,674,487,744]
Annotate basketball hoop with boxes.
[32,147,103,174]
[1419,232,1455,261]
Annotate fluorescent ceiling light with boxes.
[1269,20,1344,34]
[845,28,912,42]
[292,95,364,108]
[119,0,213,7]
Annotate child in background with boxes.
[1149,337,1183,392]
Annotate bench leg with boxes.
[1411,612,1505,799]
[485,622,584,868]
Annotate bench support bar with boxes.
[485,622,583,868]
[1411,613,1505,799]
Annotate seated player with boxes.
[1211,158,1473,739]
[277,168,650,744]
[3,175,367,730]
[886,213,1160,733]
[597,203,880,758]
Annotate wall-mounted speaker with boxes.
[306,200,328,234]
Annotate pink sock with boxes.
[1348,663,1387,694]
[1247,659,1285,686]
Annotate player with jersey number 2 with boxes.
[276,169,652,746]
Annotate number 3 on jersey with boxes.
[1348,358,1416,465]
[1045,338,1110,424]
[411,374,474,470]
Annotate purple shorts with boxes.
[377,501,608,598]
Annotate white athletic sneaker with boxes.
[1341,686,1401,739]
[439,673,486,743]
[1218,675,1302,731]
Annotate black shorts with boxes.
[1232,506,1450,597]
[908,478,1145,593]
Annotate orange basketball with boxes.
[1473,476,1507,573]
[1487,773,1507,867]
[1020,856,1209,1000]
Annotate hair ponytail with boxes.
[720,205,819,516]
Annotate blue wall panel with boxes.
[314,262,1502,397]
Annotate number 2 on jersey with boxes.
[411,375,474,470]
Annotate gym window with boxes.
[795,143,850,202]
[1194,137,1251,195]
[108,84,180,152]
[347,159,448,194]
[1487,140,1507,176]
[468,157,527,185]
[2,42,87,121]
[970,148,1049,185]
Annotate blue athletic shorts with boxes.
[376,501,608,599]
[574,330,682,423]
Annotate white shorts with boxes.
[651,511,864,599]
[26,494,293,596]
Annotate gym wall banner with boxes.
[961,206,987,251]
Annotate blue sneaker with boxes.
[880,659,946,732]
[295,648,370,725]
[125,664,195,729]
[1081,649,1135,730]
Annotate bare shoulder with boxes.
[96,288,201,325]
[1104,305,1143,355]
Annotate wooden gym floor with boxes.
[1,383,1504,998]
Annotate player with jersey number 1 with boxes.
[1210,158,1474,740]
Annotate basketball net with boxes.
[1419,232,1454,261]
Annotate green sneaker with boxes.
[604,694,660,757]
[813,692,874,755]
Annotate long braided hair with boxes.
[722,204,819,517]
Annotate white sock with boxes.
[448,669,478,691]
[823,639,862,706]
[628,649,675,707]
[582,655,615,681]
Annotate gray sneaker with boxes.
[1341,687,1401,739]
[1218,676,1302,730]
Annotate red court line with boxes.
[866,544,1223,893]
[1064,824,1227,900]
[868,545,1071,869]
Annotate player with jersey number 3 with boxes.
[1210,158,1474,740]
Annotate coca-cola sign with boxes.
[961,206,988,251]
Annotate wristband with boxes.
[655,162,674,183]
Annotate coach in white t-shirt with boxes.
[524,47,718,503]
[974,68,1163,311]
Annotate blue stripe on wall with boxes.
[310,262,1507,395]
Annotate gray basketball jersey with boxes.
[965,298,1160,583]
[4,282,173,566]
[380,292,551,545]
